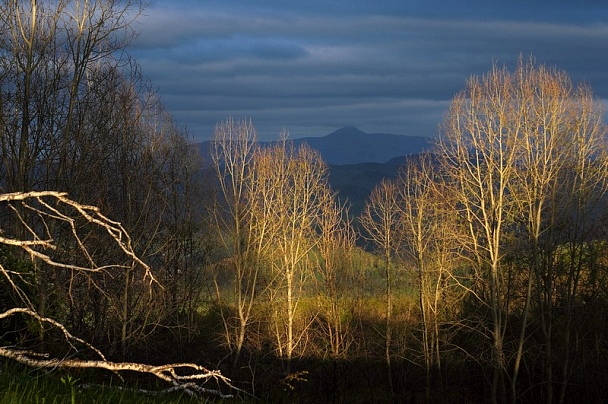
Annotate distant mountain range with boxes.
[198,126,432,166]
[197,126,432,214]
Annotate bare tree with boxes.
[437,62,525,404]
[0,191,233,398]
[140,116,210,351]
[359,178,402,401]
[436,56,608,404]
[509,60,608,404]
[315,187,356,359]
[0,0,145,194]
[396,153,462,403]
[256,139,328,366]
[211,117,270,369]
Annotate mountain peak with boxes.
[294,127,430,165]
[326,126,367,139]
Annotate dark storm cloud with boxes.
[132,1,608,141]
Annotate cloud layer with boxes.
[131,0,608,141]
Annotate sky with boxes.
[130,0,608,142]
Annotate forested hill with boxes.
[197,126,432,166]
[198,153,411,217]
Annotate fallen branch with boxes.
[0,347,234,399]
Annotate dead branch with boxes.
[0,191,157,285]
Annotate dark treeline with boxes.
[1,2,608,404]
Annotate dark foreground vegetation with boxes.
[0,361,213,403]
[1,1,608,403]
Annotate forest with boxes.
[1,1,608,404]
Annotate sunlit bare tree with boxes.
[211,117,271,369]
[436,56,608,404]
[256,139,328,366]
[436,61,525,403]
[315,187,356,359]
[508,59,608,404]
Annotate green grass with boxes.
[0,362,221,404]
